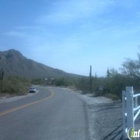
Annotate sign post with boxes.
[99,85,103,96]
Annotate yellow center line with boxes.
[0,88,54,117]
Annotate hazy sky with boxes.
[0,0,140,76]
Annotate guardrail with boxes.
[122,86,140,139]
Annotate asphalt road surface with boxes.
[0,86,90,140]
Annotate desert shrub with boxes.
[0,76,31,95]
[74,73,135,99]
[75,77,90,93]
[31,78,45,85]
[54,77,77,87]
[55,77,69,86]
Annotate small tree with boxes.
[120,52,140,81]
[120,53,140,91]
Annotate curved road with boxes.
[0,86,90,140]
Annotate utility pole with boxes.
[89,65,92,93]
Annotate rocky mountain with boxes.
[0,49,80,78]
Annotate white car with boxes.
[29,87,36,93]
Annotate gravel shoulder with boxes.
[74,93,123,140]
[59,87,123,140]
[74,91,140,140]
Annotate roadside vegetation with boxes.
[30,50,140,100]
[0,74,31,95]
[42,51,140,101]
[1,51,140,100]
[31,78,45,85]
[75,51,140,100]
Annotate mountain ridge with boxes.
[0,49,81,78]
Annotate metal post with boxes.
[126,87,134,131]
[122,90,127,139]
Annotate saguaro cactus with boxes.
[0,68,4,92]
[107,68,110,78]
[89,65,92,93]
[1,68,4,80]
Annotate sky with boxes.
[0,0,140,77]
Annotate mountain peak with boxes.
[2,49,26,59]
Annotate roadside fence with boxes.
[122,86,140,139]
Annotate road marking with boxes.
[0,88,54,117]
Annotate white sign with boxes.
[99,85,103,90]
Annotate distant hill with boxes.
[0,49,81,78]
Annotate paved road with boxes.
[0,86,90,140]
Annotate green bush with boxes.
[75,77,90,93]
[74,73,137,100]
[54,77,77,87]
[31,78,45,85]
[55,77,69,86]
[0,76,31,95]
